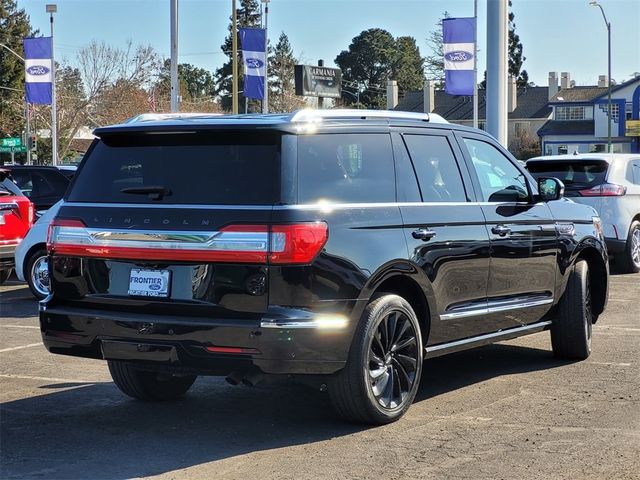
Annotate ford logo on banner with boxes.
[148,283,161,291]
[246,58,264,69]
[27,65,50,76]
[445,51,473,62]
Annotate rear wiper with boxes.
[121,185,172,200]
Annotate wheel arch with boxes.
[575,246,608,319]
[21,241,47,277]
[360,261,435,345]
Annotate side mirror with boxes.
[538,177,564,201]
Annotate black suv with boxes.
[41,110,609,424]
[3,165,70,213]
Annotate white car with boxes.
[15,200,62,299]
[527,154,640,272]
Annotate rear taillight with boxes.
[28,202,34,225]
[47,220,328,265]
[579,183,627,197]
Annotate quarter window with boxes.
[463,138,529,202]
[297,134,395,204]
[403,135,467,202]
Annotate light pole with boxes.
[170,0,179,112]
[261,0,270,114]
[0,43,32,164]
[46,4,58,165]
[590,0,612,153]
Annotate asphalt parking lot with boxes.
[1,273,639,480]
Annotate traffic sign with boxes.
[1,137,23,148]
[0,146,27,153]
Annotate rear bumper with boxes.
[39,301,362,375]
[0,244,17,269]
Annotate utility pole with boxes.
[317,60,324,109]
[262,0,270,114]
[473,0,479,130]
[46,4,58,165]
[170,0,179,112]
[232,0,238,114]
[486,0,508,146]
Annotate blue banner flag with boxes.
[239,28,266,100]
[442,18,476,96]
[23,37,53,105]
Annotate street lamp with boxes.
[46,4,58,165]
[590,0,612,153]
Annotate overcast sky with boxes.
[17,0,640,88]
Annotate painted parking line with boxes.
[1,325,40,330]
[589,362,632,367]
[0,373,98,384]
[0,343,43,353]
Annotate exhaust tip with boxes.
[225,371,244,386]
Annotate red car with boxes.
[0,169,33,284]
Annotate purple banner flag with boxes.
[442,18,476,96]
[23,37,53,105]
[239,28,266,100]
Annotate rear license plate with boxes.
[128,268,171,297]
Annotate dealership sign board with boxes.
[625,120,640,137]
[295,65,342,98]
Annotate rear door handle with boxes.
[412,228,437,241]
[491,225,511,236]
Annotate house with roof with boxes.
[392,75,553,155]
[538,74,640,154]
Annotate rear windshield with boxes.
[527,160,608,189]
[68,132,280,205]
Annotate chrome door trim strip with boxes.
[440,297,553,321]
[425,320,552,355]
[62,201,538,210]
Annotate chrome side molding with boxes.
[440,296,553,321]
[425,320,552,358]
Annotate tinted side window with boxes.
[403,134,467,202]
[392,135,421,202]
[463,138,529,202]
[297,134,395,204]
[31,171,69,198]
[10,171,33,198]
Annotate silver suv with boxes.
[527,154,640,272]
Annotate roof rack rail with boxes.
[289,109,448,124]
[124,112,222,124]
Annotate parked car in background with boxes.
[3,165,70,215]
[15,200,62,299]
[0,169,34,284]
[527,154,640,272]
[41,110,609,424]
[56,165,78,179]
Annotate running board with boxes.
[424,320,552,359]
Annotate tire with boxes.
[328,294,423,425]
[0,268,12,285]
[25,248,50,300]
[108,360,197,401]
[617,221,640,274]
[551,260,593,360]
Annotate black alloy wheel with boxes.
[329,294,423,424]
[368,309,420,410]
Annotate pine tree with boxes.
[215,0,262,112]
[393,36,425,97]
[268,32,304,113]
[0,0,37,138]
[508,1,529,87]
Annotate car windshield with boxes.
[527,160,608,189]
